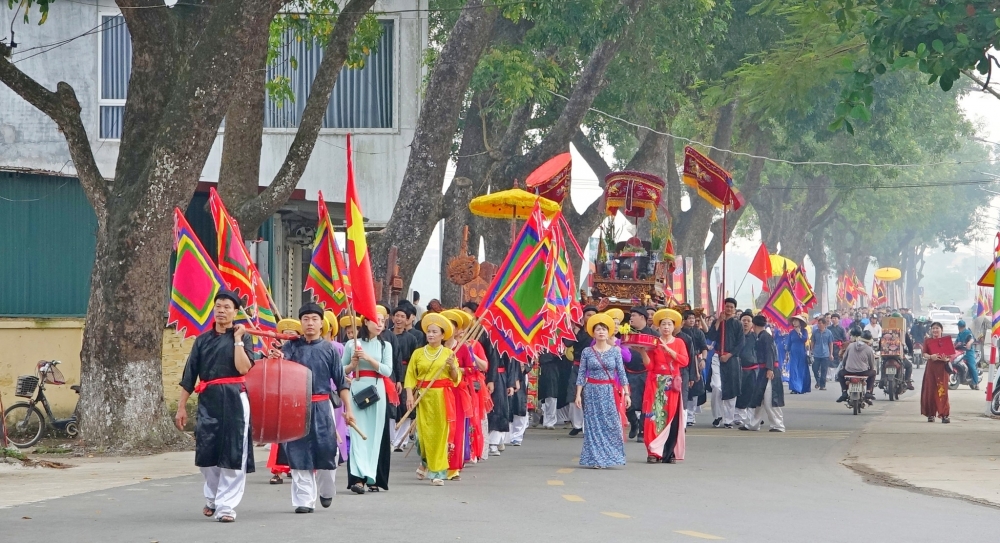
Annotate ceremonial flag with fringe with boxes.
[304,191,350,313]
[871,279,887,308]
[168,208,226,339]
[992,234,1000,337]
[761,272,798,333]
[541,216,583,349]
[208,188,278,347]
[344,134,380,323]
[478,202,553,359]
[792,264,816,310]
[682,146,745,211]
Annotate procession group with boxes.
[175,287,800,522]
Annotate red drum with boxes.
[244,358,313,443]
[621,333,659,350]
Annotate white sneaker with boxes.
[489,446,501,456]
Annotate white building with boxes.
[0,0,428,317]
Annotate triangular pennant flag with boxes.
[747,243,772,291]
[304,191,351,313]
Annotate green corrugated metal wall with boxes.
[0,172,97,316]
[1,174,274,317]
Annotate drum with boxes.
[244,357,313,443]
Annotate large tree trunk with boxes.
[439,177,476,307]
[368,0,500,291]
[218,0,379,235]
[2,0,285,450]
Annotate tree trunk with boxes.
[440,177,476,307]
[219,0,380,235]
[368,0,500,292]
[2,0,286,450]
[807,225,830,312]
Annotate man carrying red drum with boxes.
[176,290,255,523]
[279,302,356,513]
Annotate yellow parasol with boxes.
[469,187,560,220]
[874,267,901,282]
[769,255,797,277]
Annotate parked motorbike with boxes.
[879,356,907,401]
[846,376,868,415]
[990,371,1000,416]
[949,352,985,390]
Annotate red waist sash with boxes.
[586,378,616,385]
[311,394,330,402]
[358,370,400,405]
[194,376,245,394]
[427,379,454,389]
[496,367,506,373]
[742,364,764,371]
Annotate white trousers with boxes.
[746,381,785,432]
[540,397,558,428]
[488,430,506,447]
[567,403,584,429]
[556,405,570,424]
[508,415,529,443]
[685,399,697,423]
[291,469,337,509]
[392,418,412,449]
[710,356,736,424]
[200,392,250,520]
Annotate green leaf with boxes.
[875,63,886,75]
[957,33,969,46]
[940,75,954,92]
[917,42,926,56]
[932,39,944,53]
[844,120,854,135]
[828,118,844,131]
[850,104,870,122]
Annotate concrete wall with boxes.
[0,319,195,417]
[0,0,428,224]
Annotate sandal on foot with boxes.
[203,506,216,517]
[350,483,366,494]
[449,475,461,481]
[269,474,283,485]
[218,515,235,523]
[367,485,380,492]
[416,466,427,480]
[431,478,445,486]
[646,455,659,464]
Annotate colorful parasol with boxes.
[768,255,797,277]
[604,170,665,219]
[525,153,571,205]
[874,267,902,282]
[469,187,560,220]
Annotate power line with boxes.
[759,179,997,191]
[547,90,995,170]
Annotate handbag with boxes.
[353,384,381,409]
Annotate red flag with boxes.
[747,243,772,290]
[682,146,744,211]
[344,134,379,322]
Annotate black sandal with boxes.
[203,506,216,517]
[367,485,380,492]
[218,515,235,523]
[269,474,283,484]
[646,455,659,464]
[350,483,366,494]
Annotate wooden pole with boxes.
[394,319,484,430]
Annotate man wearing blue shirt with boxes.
[811,318,835,391]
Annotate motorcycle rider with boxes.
[955,320,980,390]
[910,317,928,345]
[837,329,877,403]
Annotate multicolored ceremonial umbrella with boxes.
[525,152,571,205]
[168,208,226,338]
[604,170,665,219]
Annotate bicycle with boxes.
[2,360,81,448]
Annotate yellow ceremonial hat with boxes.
[340,315,362,330]
[376,304,389,317]
[324,311,339,338]
[421,312,454,340]
[441,309,469,330]
[604,308,625,323]
[653,308,682,328]
[276,318,302,335]
[586,313,616,337]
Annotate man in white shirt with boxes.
[864,320,882,340]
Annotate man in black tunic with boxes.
[391,305,419,450]
[626,307,656,441]
[706,297,743,428]
[734,311,760,426]
[280,303,355,513]
[681,310,708,426]
[742,315,785,432]
[176,290,254,523]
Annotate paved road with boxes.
[1,386,990,542]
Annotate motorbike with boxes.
[949,351,985,390]
[990,371,1000,416]
[846,376,868,415]
[878,356,907,401]
[912,344,923,369]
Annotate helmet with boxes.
[891,312,901,318]
[861,318,870,325]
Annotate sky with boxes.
[408,81,1000,311]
